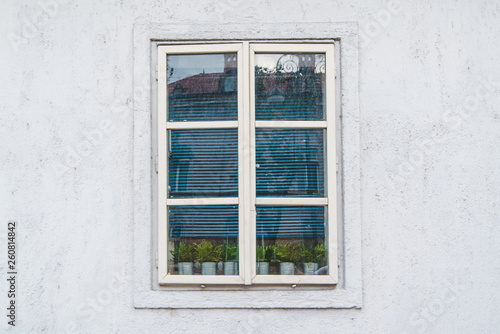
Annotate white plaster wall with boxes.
[1,0,499,333]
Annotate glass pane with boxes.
[256,206,328,275]
[167,53,237,121]
[168,129,238,198]
[168,205,239,275]
[255,53,325,121]
[256,129,325,197]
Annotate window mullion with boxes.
[241,41,253,285]
[248,44,259,282]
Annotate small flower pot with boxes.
[279,262,295,275]
[303,262,318,275]
[224,261,238,275]
[178,262,193,275]
[257,262,270,275]
[201,262,217,275]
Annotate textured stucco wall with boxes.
[1,0,499,333]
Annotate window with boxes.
[157,42,337,285]
[134,22,361,308]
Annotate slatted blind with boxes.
[168,129,238,198]
[257,206,326,239]
[169,205,239,238]
[256,129,325,197]
[168,91,237,122]
[168,205,325,239]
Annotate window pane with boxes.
[256,206,328,275]
[168,205,239,275]
[167,53,237,121]
[256,129,325,197]
[168,129,238,198]
[255,53,325,121]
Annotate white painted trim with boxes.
[157,47,168,281]
[251,275,336,285]
[166,121,238,129]
[249,44,257,282]
[255,121,327,128]
[166,198,239,205]
[255,198,328,205]
[325,43,339,283]
[160,274,245,285]
[242,41,252,285]
[133,22,362,309]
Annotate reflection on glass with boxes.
[167,53,237,121]
[256,129,325,197]
[256,206,328,275]
[168,205,239,275]
[168,129,238,198]
[255,53,326,121]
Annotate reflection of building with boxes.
[167,53,237,95]
[167,54,238,122]
[168,55,325,122]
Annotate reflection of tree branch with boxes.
[167,65,174,81]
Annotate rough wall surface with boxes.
[1,0,499,333]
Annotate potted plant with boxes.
[169,242,196,275]
[300,243,317,275]
[275,242,301,275]
[256,244,275,275]
[313,243,327,273]
[223,242,239,275]
[196,241,224,275]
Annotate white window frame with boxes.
[133,22,361,309]
[248,43,337,285]
[158,42,337,286]
[157,43,247,285]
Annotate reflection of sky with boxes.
[255,54,282,71]
[167,54,225,83]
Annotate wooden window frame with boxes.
[157,42,337,286]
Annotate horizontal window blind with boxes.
[168,205,325,239]
[168,129,238,198]
[256,206,326,239]
[169,205,239,238]
[256,129,325,197]
[168,91,237,122]
[255,90,325,121]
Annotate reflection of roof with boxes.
[167,70,324,96]
[168,73,223,94]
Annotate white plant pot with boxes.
[178,262,193,275]
[303,262,318,275]
[280,262,295,275]
[224,261,238,275]
[201,262,217,275]
[257,262,269,275]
